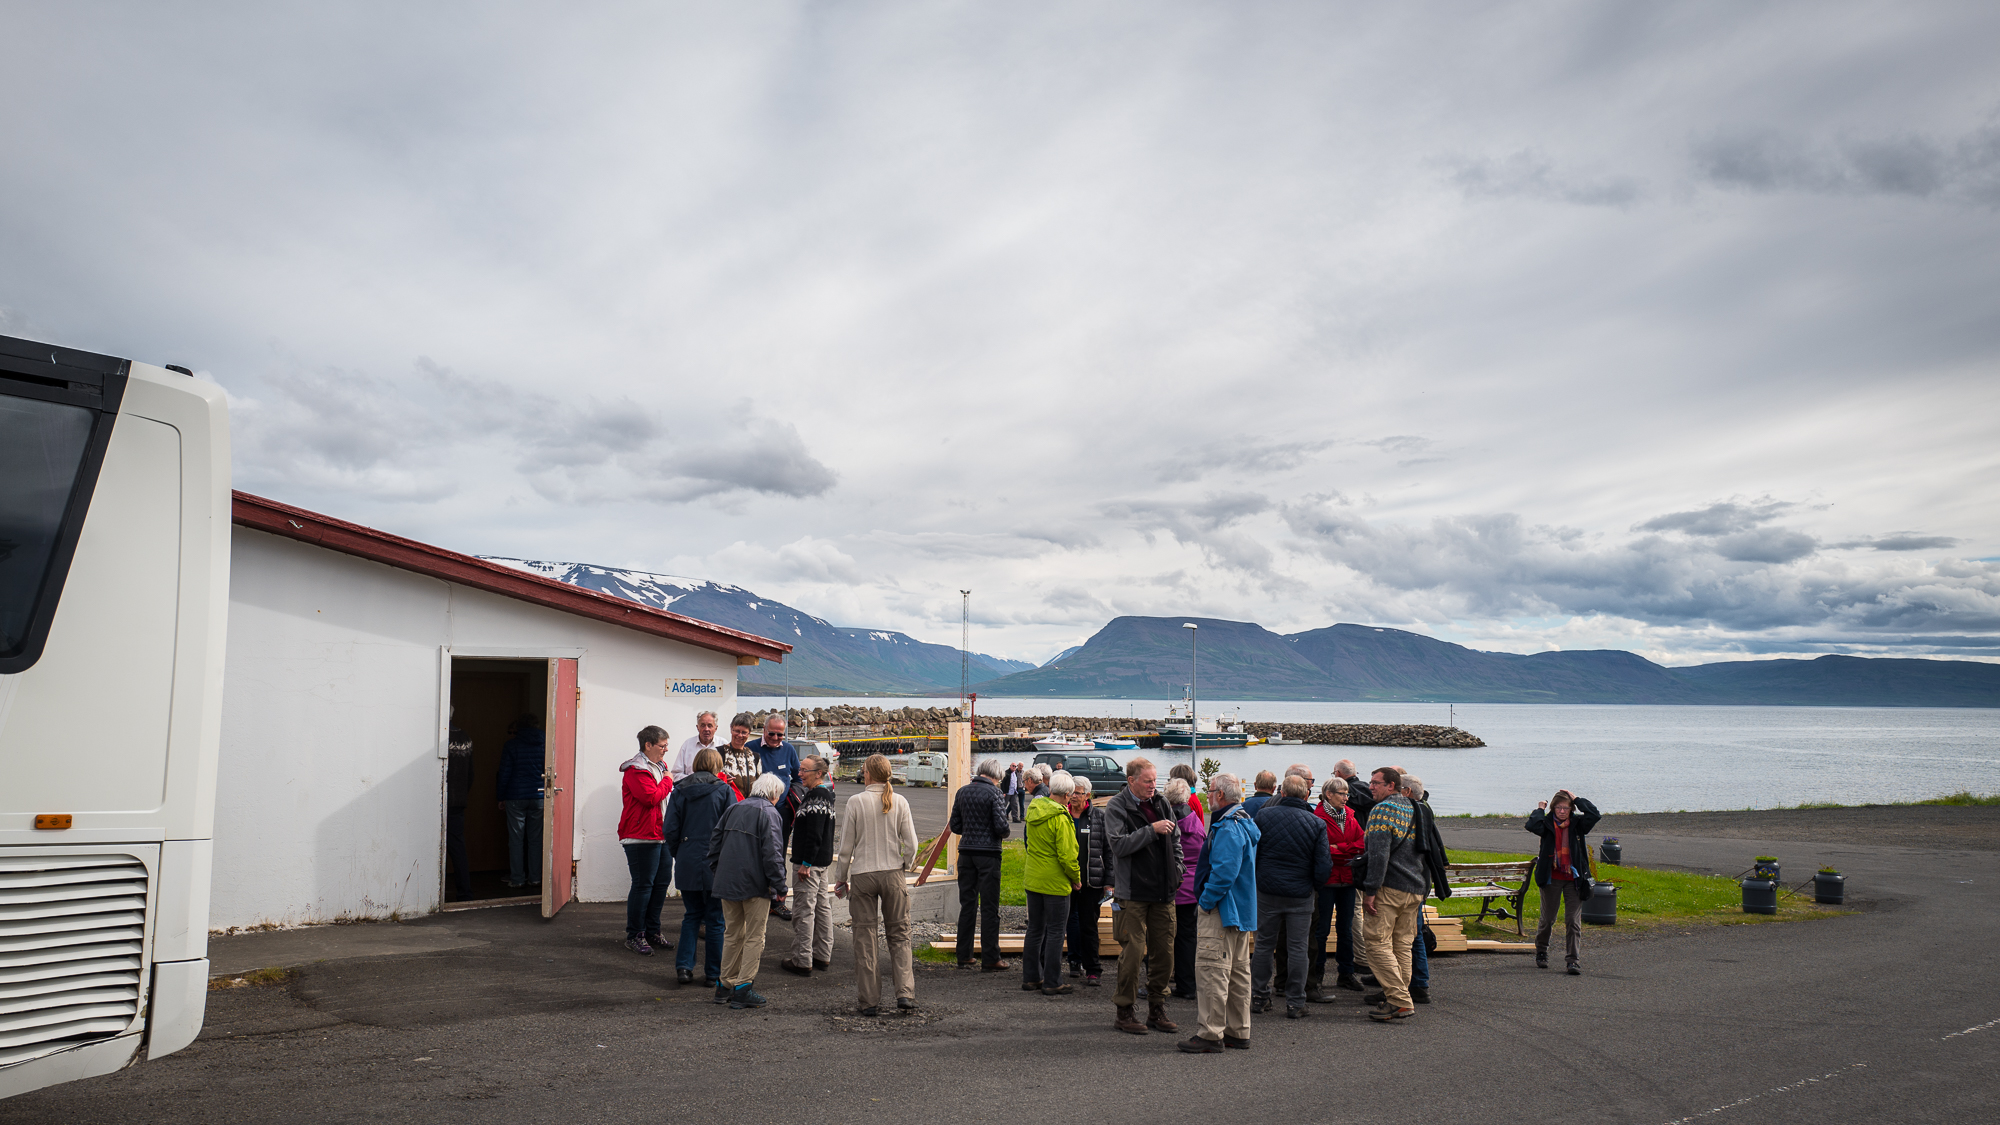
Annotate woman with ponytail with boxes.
[832,753,920,1016]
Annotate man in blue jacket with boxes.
[753,714,802,809]
[1181,773,1259,1054]
[494,715,545,888]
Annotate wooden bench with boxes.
[1442,861,1534,935]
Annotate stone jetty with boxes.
[753,704,1484,749]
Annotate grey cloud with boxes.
[1282,498,2000,636]
[1861,534,1961,551]
[1152,439,1335,483]
[1448,149,1643,207]
[634,415,836,503]
[1100,493,1275,573]
[1693,119,2000,205]
[1636,500,1793,537]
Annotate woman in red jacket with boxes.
[1308,776,1367,1001]
[620,725,676,955]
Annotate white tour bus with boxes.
[0,334,229,1098]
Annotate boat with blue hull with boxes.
[1157,702,1250,750]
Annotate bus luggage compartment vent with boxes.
[0,853,149,1068]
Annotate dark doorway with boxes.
[448,658,549,903]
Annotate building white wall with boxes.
[212,528,742,929]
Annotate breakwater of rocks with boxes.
[754,705,1483,749]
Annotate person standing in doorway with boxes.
[494,715,545,889]
[833,754,921,1017]
[708,772,788,1010]
[671,710,723,780]
[781,755,837,976]
[619,726,675,955]
[445,714,474,902]
[663,748,736,986]
[948,758,1012,972]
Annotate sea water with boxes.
[769,696,2000,816]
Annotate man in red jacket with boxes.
[1307,776,1367,1001]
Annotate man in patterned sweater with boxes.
[1359,766,1427,1022]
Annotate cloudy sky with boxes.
[6,3,1998,666]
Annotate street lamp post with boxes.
[1183,622,1198,762]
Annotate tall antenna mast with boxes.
[959,590,971,714]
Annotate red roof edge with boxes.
[231,491,791,663]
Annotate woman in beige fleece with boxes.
[833,754,920,1016]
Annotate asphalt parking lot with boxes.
[4,809,1996,1124]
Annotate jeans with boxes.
[622,843,671,940]
[676,889,726,980]
[1173,903,1198,996]
[1310,884,1357,978]
[1024,890,1070,988]
[445,806,471,898]
[503,799,542,885]
[1252,892,1312,1006]
[1412,915,1430,989]
[1066,889,1103,974]
[956,850,1004,966]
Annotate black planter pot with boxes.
[1814,873,1846,905]
[1599,839,1622,865]
[1741,878,1778,915]
[1582,882,1618,925]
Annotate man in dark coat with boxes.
[1065,776,1111,985]
[709,772,788,1009]
[1251,775,1334,1018]
[494,715,545,888]
[1104,757,1183,1035]
[662,748,737,985]
[948,759,1012,971]
[1527,788,1602,974]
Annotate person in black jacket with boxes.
[444,716,474,901]
[1065,776,1109,985]
[781,756,838,976]
[662,749,737,985]
[1251,775,1335,1018]
[948,759,1013,971]
[1527,789,1602,974]
[1104,758,1184,1035]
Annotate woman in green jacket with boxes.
[1023,771,1083,996]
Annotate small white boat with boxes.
[1033,729,1095,754]
[1265,731,1304,746]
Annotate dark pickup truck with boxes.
[1032,751,1127,797]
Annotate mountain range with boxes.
[483,559,1032,694]
[972,617,2000,706]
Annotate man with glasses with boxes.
[781,756,837,975]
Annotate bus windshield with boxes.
[0,393,96,657]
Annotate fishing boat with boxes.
[1093,736,1138,750]
[1157,701,1249,750]
[1265,731,1304,746]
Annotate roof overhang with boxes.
[231,491,791,664]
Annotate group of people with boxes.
[952,755,1603,1053]
[618,718,1604,1037]
[616,712,924,1015]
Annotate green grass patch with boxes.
[918,836,1028,905]
[1912,790,2000,806]
[1438,848,1843,938]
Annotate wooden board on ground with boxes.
[928,936,1026,953]
[1462,940,1537,952]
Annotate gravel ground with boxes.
[1452,803,2000,852]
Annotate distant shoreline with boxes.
[741,689,2000,709]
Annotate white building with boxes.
[212,491,788,930]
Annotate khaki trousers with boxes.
[1112,899,1175,1008]
[848,870,914,1009]
[1362,887,1424,1008]
[1194,907,1252,1043]
[719,897,771,988]
[788,865,834,968]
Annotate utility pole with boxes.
[960,590,971,716]
[1183,621,1198,763]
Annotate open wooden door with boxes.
[542,657,578,918]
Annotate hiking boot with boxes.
[1368,1003,1414,1022]
[728,983,767,1009]
[676,968,693,984]
[712,983,731,1004]
[646,932,674,951]
[1335,973,1364,991]
[1364,991,1387,1005]
[1250,994,1272,1014]
[896,997,918,1011]
[1222,1035,1250,1050]
[1536,958,1549,970]
[858,1005,879,1017]
[1069,962,1082,978]
[625,936,652,955]
[1085,973,1101,987]
[1041,984,1073,996]
[1022,981,1042,991]
[1178,1035,1224,1054]
[981,961,1012,972]
[1357,973,1378,986]
[813,960,831,971]
[1286,1004,1310,1019]
[780,961,811,976]
[1307,985,1339,1004]
[1115,1005,1148,1035]
[957,960,977,971]
[1411,985,1430,1004]
[1147,1003,1178,1033]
